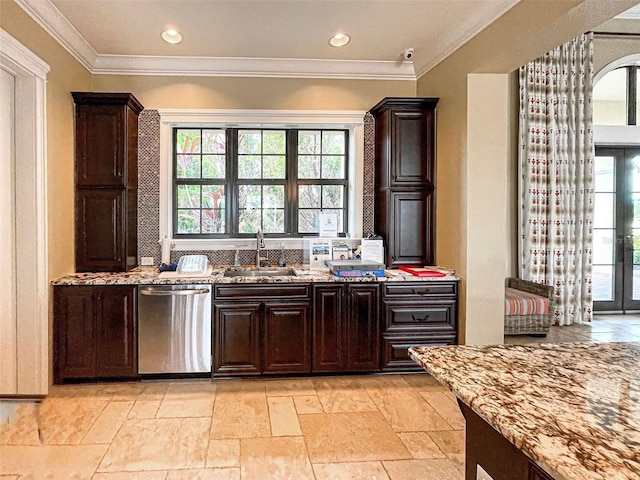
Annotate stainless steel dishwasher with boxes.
[138,284,212,374]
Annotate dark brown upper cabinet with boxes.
[72,92,143,272]
[369,97,438,268]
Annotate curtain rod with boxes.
[591,31,640,38]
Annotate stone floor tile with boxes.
[428,430,465,469]
[268,396,302,436]
[128,400,160,419]
[299,411,411,463]
[240,436,314,480]
[264,378,316,397]
[312,377,378,413]
[210,384,270,440]
[206,439,240,468]
[38,396,108,445]
[0,444,107,479]
[92,472,168,480]
[165,468,240,480]
[293,395,324,414]
[156,382,216,418]
[312,461,390,480]
[383,458,462,480]
[419,392,465,430]
[82,401,133,444]
[0,402,41,445]
[396,432,446,459]
[98,417,210,472]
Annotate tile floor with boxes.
[1,314,638,480]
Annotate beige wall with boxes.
[593,36,640,78]
[92,75,414,111]
[0,0,92,281]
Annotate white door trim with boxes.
[0,28,49,395]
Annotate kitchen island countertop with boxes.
[409,342,640,480]
[52,266,460,285]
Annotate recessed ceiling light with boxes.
[329,33,350,47]
[161,29,183,44]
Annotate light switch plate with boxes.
[140,257,154,266]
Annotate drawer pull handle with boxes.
[412,288,430,295]
[411,314,430,322]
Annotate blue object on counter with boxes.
[158,260,179,272]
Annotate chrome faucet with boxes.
[256,228,268,267]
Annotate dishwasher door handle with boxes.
[139,287,210,296]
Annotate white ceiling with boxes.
[18,0,522,79]
[15,0,640,80]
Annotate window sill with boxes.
[170,236,360,251]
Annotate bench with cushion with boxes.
[504,277,554,336]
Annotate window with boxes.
[594,66,639,126]
[173,127,348,237]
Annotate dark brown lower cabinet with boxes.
[54,285,137,383]
[312,283,380,373]
[212,284,311,376]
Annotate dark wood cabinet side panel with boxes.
[96,286,137,378]
[213,303,261,375]
[126,109,139,189]
[312,285,345,372]
[54,287,97,382]
[263,302,311,373]
[76,189,125,272]
[346,285,380,372]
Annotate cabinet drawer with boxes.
[382,335,456,371]
[383,301,456,334]
[214,284,310,300]
[383,282,457,298]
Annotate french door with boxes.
[594,147,640,311]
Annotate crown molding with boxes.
[15,0,416,80]
[0,28,50,78]
[93,55,416,80]
[14,0,97,71]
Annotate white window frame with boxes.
[159,109,365,251]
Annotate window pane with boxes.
[202,130,225,154]
[594,192,614,228]
[238,155,261,179]
[322,156,345,179]
[264,185,284,208]
[322,185,344,208]
[238,209,261,233]
[177,185,201,208]
[177,209,201,234]
[202,185,225,208]
[238,185,261,209]
[263,131,286,154]
[634,264,640,301]
[263,155,286,179]
[593,68,628,126]
[299,185,321,208]
[299,210,319,233]
[238,130,261,154]
[298,155,320,179]
[176,129,201,153]
[202,209,224,234]
[263,209,284,233]
[594,156,614,192]
[637,68,640,126]
[632,155,640,192]
[202,155,225,178]
[593,229,614,264]
[322,131,345,154]
[176,155,201,178]
[299,131,321,154]
[593,265,614,301]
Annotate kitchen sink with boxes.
[224,268,297,277]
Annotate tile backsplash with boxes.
[137,110,375,266]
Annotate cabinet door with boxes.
[213,302,261,375]
[75,104,126,187]
[346,285,380,372]
[391,109,435,187]
[54,286,97,382]
[96,286,137,378]
[384,189,434,267]
[312,285,346,372]
[76,188,125,272]
[263,302,311,374]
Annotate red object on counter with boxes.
[397,266,447,277]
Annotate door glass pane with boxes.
[593,68,628,125]
[594,193,614,228]
[595,156,614,191]
[637,68,640,125]
[593,229,614,264]
[593,265,614,301]
[634,265,640,301]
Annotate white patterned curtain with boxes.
[518,33,594,326]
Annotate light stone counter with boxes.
[52,266,460,286]
[409,342,640,480]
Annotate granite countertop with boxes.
[409,342,640,480]
[52,265,460,286]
